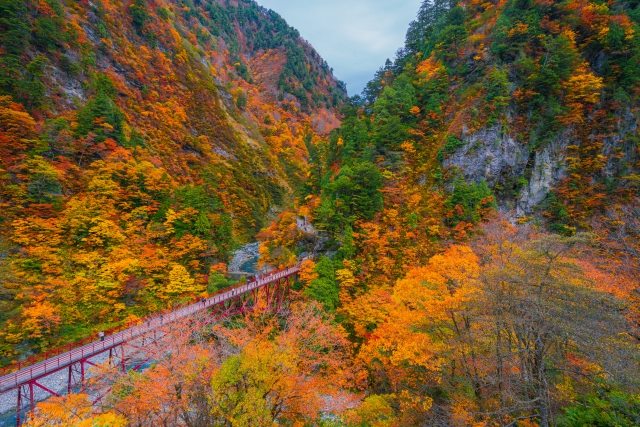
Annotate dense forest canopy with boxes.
[0,0,345,364]
[1,0,639,426]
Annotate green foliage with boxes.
[0,0,30,55]
[437,135,465,162]
[210,354,273,425]
[202,1,345,109]
[157,7,171,21]
[25,156,62,204]
[0,0,72,110]
[543,193,576,236]
[404,0,455,58]
[338,225,356,260]
[207,271,234,293]
[235,91,247,110]
[234,60,251,82]
[332,162,384,220]
[305,257,339,311]
[446,179,495,225]
[33,7,66,52]
[76,91,125,142]
[335,103,372,162]
[172,185,232,247]
[558,388,640,427]
[434,8,468,62]
[485,67,511,116]
[130,0,149,34]
[372,74,417,148]
[14,55,48,109]
[317,162,383,235]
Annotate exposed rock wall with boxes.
[444,109,638,216]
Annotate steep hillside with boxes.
[263,0,640,272]
[362,0,640,225]
[6,1,639,426]
[255,1,640,425]
[0,0,345,362]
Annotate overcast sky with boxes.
[256,0,422,95]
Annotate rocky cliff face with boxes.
[371,0,640,231]
[445,108,638,217]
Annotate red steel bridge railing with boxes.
[0,265,299,425]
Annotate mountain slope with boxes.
[256,1,640,424]
[398,0,639,228]
[0,0,345,362]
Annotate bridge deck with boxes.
[0,266,298,394]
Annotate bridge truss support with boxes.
[2,266,298,426]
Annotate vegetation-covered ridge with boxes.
[3,0,640,426]
[255,0,640,425]
[0,0,345,364]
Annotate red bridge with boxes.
[0,266,299,426]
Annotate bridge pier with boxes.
[2,266,300,426]
[16,379,60,425]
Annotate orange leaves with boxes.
[166,302,358,425]
[359,245,481,394]
[298,259,318,287]
[0,96,37,166]
[21,300,61,341]
[11,217,62,248]
[161,263,203,301]
[392,245,480,320]
[560,63,604,125]
[341,287,392,339]
[258,210,303,268]
[24,394,126,427]
[564,64,604,105]
[564,0,611,37]
[507,22,530,38]
[416,56,446,81]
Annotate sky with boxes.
[256,0,422,95]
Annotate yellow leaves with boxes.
[24,394,127,427]
[400,141,416,156]
[258,210,304,268]
[209,302,353,425]
[87,174,119,198]
[336,262,357,292]
[561,27,577,45]
[21,300,61,340]
[560,63,604,125]
[162,263,203,300]
[298,259,318,287]
[163,207,198,235]
[396,390,433,419]
[416,56,446,81]
[507,22,530,38]
[358,245,481,394]
[341,287,392,339]
[555,374,578,403]
[450,395,483,427]
[170,234,208,259]
[150,99,188,128]
[11,217,62,247]
[346,394,396,427]
[171,28,183,45]
[0,95,37,139]
[563,63,604,106]
[393,245,480,317]
[84,218,126,247]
